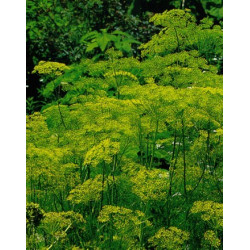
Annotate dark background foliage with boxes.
[27,0,222,100]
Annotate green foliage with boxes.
[153,0,223,23]
[26,8,223,249]
[26,0,158,65]
[26,202,45,229]
[81,29,141,56]
[200,0,223,22]
[26,97,46,115]
[26,203,45,249]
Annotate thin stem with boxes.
[166,128,177,226]
[57,102,67,129]
[47,223,72,250]
[100,162,105,210]
[149,119,159,169]
[181,116,187,198]
[57,85,67,129]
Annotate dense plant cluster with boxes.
[27,0,222,64]
[27,0,223,105]
[27,8,223,249]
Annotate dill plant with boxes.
[27,9,223,249]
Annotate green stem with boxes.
[150,119,159,169]
[181,116,187,198]
[166,128,177,226]
[55,84,67,129]
[100,162,105,210]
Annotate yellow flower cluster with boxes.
[26,112,50,145]
[98,205,151,236]
[84,139,120,167]
[67,175,104,205]
[204,230,221,248]
[148,227,189,250]
[191,201,223,229]
[32,61,70,76]
[149,9,194,27]
[131,169,169,202]
[104,70,138,81]
[41,211,86,237]
[144,77,155,84]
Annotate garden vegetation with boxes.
[26,5,223,250]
